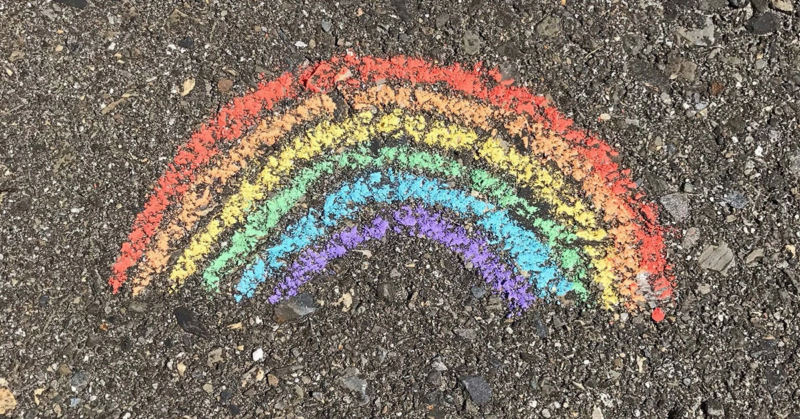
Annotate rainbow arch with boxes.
[109,54,674,318]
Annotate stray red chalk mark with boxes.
[651,307,665,323]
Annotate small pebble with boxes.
[460,376,492,406]
[207,348,224,368]
[274,293,318,322]
[698,283,712,295]
[0,388,17,415]
[746,12,778,34]
[462,31,483,55]
[660,193,690,222]
[723,190,748,209]
[321,20,332,33]
[57,363,72,377]
[698,242,735,274]
[70,371,90,392]
[535,16,562,38]
[470,285,486,299]
[174,306,208,338]
[217,79,234,93]
[453,328,477,340]
[432,360,448,372]
[54,0,87,9]
[177,37,194,49]
[771,0,794,12]
[682,227,701,249]
[703,399,725,417]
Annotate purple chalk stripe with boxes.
[271,205,535,312]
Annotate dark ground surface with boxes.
[1,0,800,418]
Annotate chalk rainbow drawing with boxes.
[109,54,674,320]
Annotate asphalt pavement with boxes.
[1,0,799,418]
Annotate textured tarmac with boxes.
[1,0,799,418]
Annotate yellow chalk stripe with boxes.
[582,245,618,306]
[170,110,616,305]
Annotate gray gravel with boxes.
[1,0,799,418]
